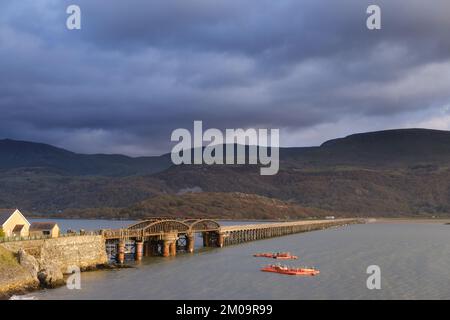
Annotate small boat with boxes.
[272,252,298,260]
[253,252,275,258]
[261,264,320,276]
[253,252,298,260]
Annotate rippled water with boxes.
[24,222,450,300]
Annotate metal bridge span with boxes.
[102,218,361,263]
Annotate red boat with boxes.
[253,252,298,260]
[253,253,275,258]
[272,252,298,260]
[261,264,320,276]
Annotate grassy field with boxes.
[0,246,18,268]
[0,246,39,299]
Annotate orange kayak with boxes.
[261,264,320,276]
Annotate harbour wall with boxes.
[1,235,108,273]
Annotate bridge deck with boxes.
[220,219,355,232]
[102,218,361,242]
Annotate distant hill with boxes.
[319,128,450,164]
[281,128,450,167]
[0,139,172,176]
[3,128,450,175]
[3,128,450,218]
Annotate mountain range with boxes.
[2,128,450,219]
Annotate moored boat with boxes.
[273,252,298,260]
[253,252,275,258]
[253,252,298,259]
[261,264,320,276]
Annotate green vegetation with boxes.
[0,246,18,268]
[0,228,4,239]
[0,246,38,298]
[61,192,331,220]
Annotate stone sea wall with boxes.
[0,235,108,298]
[2,235,108,273]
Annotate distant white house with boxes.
[0,208,31,237]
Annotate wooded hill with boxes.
[2,128,450,219]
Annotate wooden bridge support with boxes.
[216,232,225,248]
[186,233,195,253]
[116,241,125,264]
[162,233,178,257]
[135,241,143,261]
[169,241,177,256]
[162,241,170,257]
[221,220,358,247]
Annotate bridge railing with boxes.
[0,229,104,243]
[101,228,144,240]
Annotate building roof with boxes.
[12,224,24,232]
[30,222,58,231]
[0,208,18,225]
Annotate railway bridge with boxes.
[102,218,361,263]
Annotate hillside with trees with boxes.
[2,129,450,219]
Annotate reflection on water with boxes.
[25,222,450,300]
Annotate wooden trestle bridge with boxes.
[101,218,361,263]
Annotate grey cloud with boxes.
[1,0,450,155]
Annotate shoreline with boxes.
[26,215,325,222]
[368,218,450,224]
[26,215,450,222]
[0,281,40,300]
[0,263,132,300]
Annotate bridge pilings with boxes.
[161,233,178,257]
[217,232,225,248]
[186,233,195,253]
[135,241,143,261]
[116,241,125,264]
[162,241,170,257]
[169,241,177,256]
[221,220,359,247]
[105,219,361,262]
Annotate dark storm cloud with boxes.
[1,0,450,155]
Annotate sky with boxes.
[1,0,450,156]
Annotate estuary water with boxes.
[25,221,450,300]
